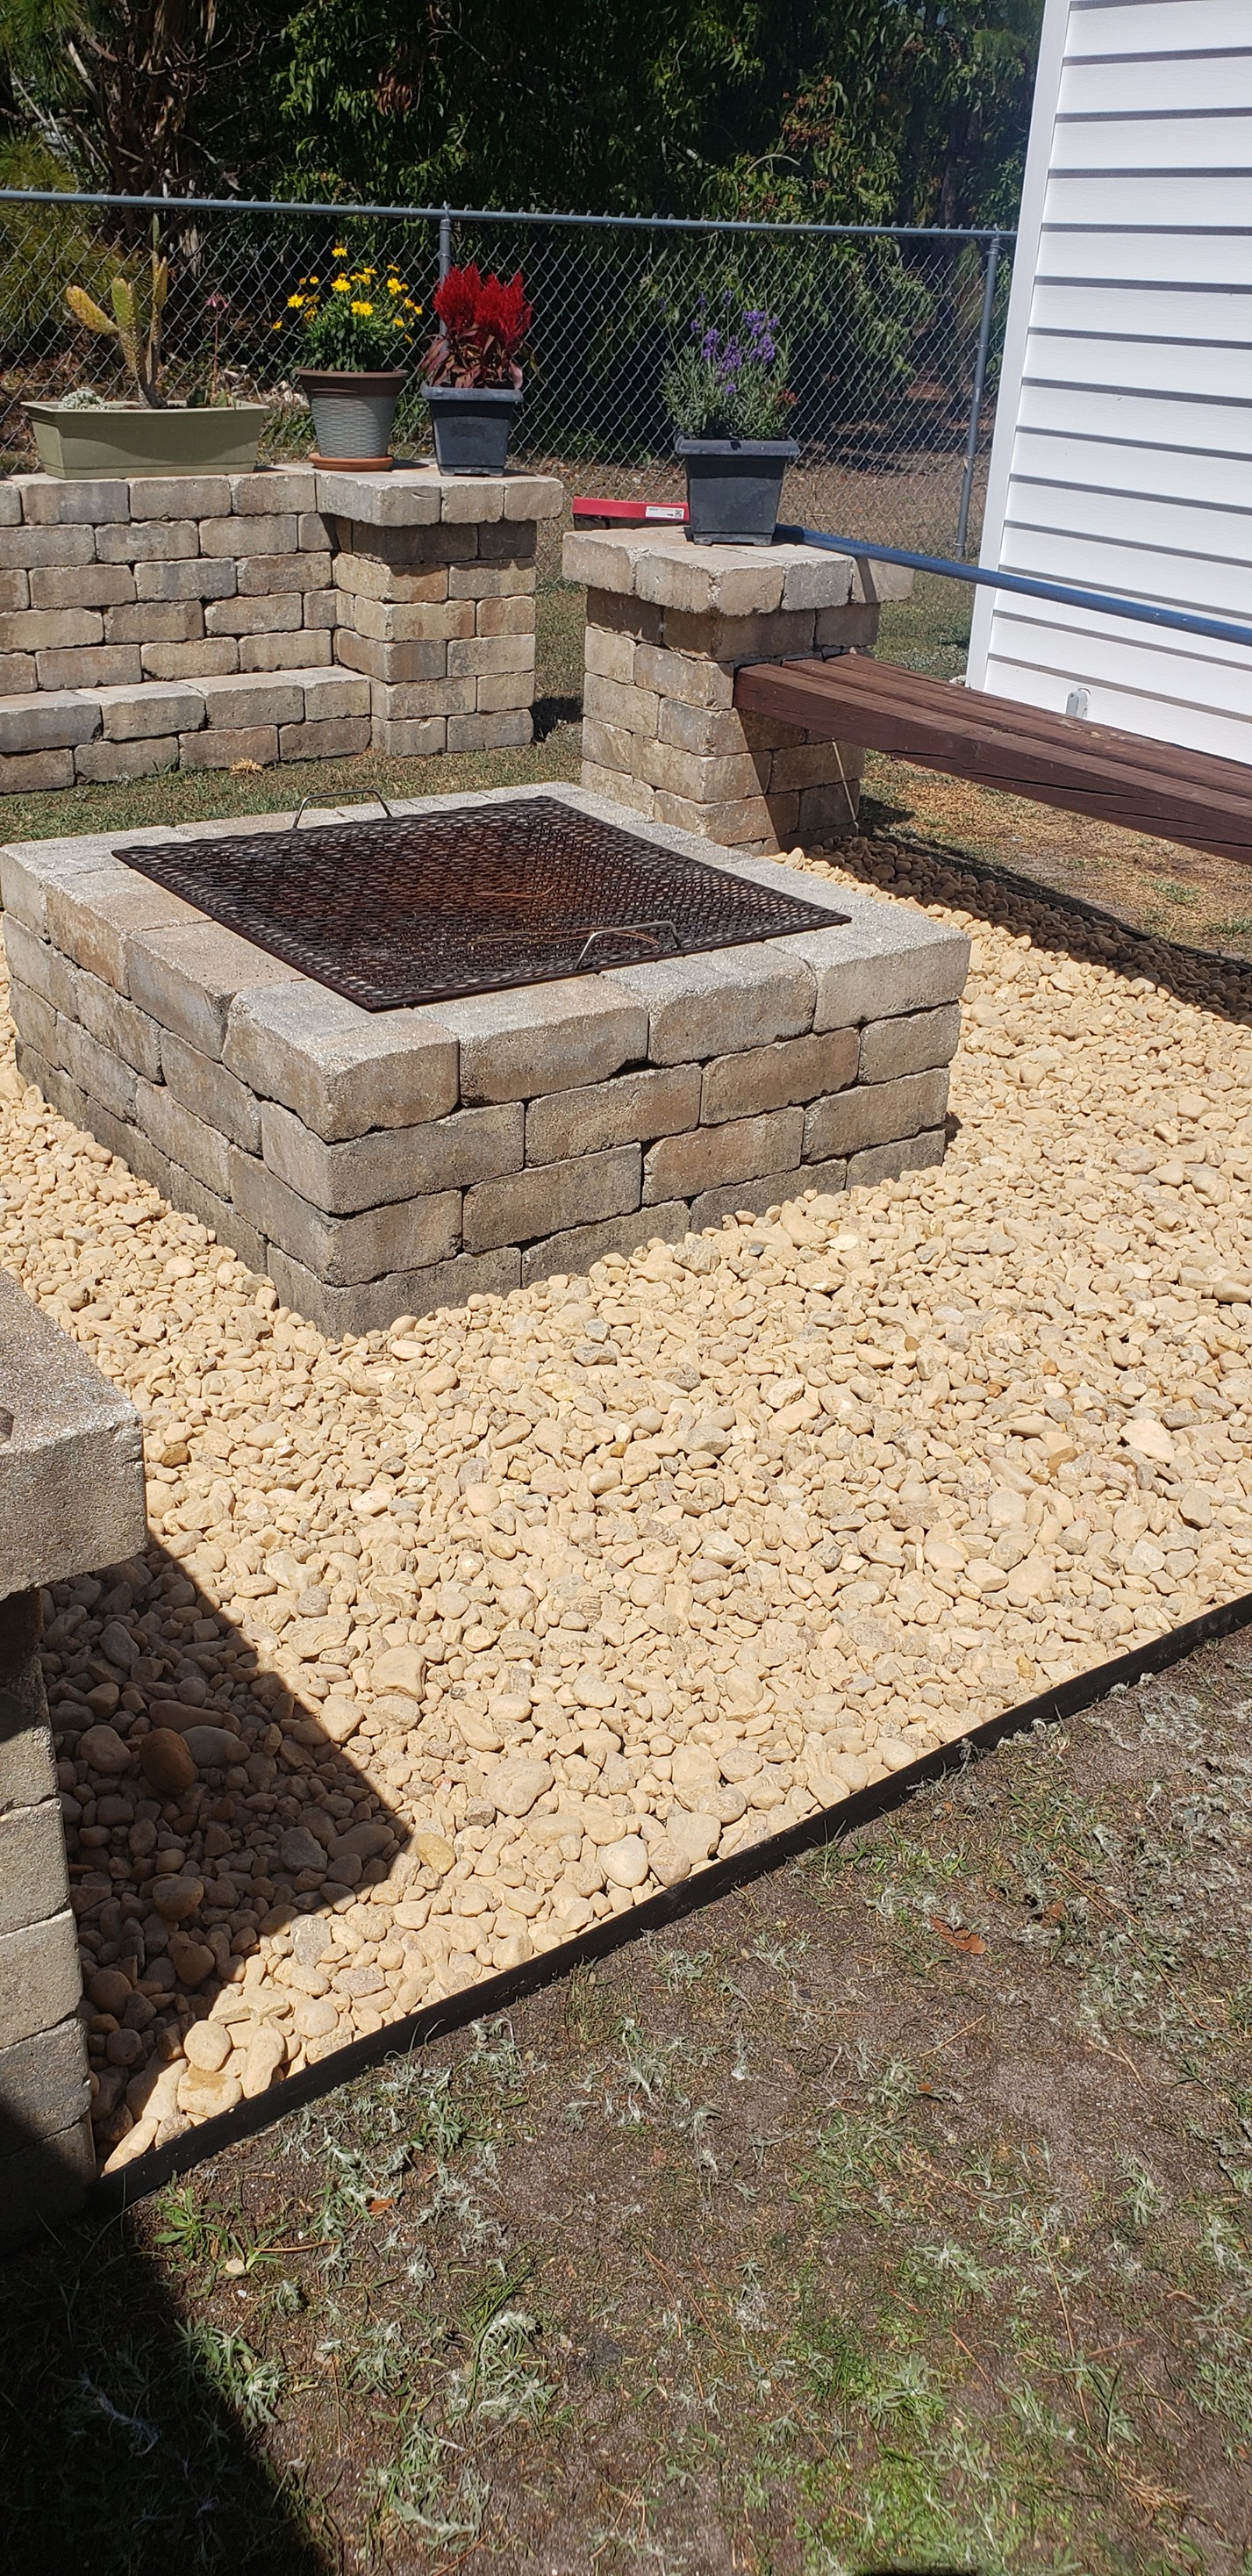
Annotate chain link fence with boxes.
[0,192,1012,558]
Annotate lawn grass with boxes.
[6,1628,1251,2573]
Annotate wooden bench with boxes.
[733,651,1252,866]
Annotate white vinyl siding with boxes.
[967,0,1252,765]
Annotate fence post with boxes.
[438,210,452,280]
[955,232,1002,560]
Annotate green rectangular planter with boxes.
[25,403,269,479]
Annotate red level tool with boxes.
[571,496,689,527]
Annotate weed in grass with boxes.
[182,2324,287,2431]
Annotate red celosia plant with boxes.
[424,262,532,387]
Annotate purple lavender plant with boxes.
[666,293,791,439]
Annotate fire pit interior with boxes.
[116,794,850,1012]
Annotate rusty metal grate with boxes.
[115,796,848,1012]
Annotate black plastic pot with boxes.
[675,434,799,545]
[423,385,523,475]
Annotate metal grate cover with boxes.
[116,796,848,1012]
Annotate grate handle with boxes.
[573,919,677,971]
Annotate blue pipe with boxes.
[775,527,1252,659]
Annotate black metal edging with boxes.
[85,1584,1252,2221]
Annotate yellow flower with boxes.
[271,318,283,330]
[332,243,347,256]
[309,273,319,285]
[332,276,351,293]
[287,292,305,308]
[386,276,404,295]
[350,298,374,317]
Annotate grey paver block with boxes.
[520,1198,690,1288]
[688,1159,848,1232]
[267,1242,521,1338]
[159,1028,261,1152]
[97,679,206,740]
[59,1019,138,1122]
[848,1128,946,1190]
[0,1266,145,1597]
[259,1094,522,1213]
[1,914,77,1015]
[44,867,200,991]
[0,2015,89,2154]
[126,919,302,1054]
[0,1800,68,1939]
[464,1144,640,1253]
[0,1662,57,1816]
[135,1078,233,1196]
[643,1107,804,1202]
[700,1025,858,1125]
[525,1063,701,1165]
[804,1066,950,1161]
[859,1002,962,1084]
[0,1910,82,2053]
[75,969,163,1080]
[610,945,815,1065]
[0,688,99,753]
[223,981,459,1141]
[231,1150,461,1284]
[444,979,647,1106]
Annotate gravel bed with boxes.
[3,833,1251,2173]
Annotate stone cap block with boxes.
[125,917,303,1055]
[0,1267,146,1598]
[712,858,971,1027]
[441,977,647,1105]
[562,527,862,617]
[223,979,459,1140]
[312,465,564,526]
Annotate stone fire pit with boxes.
[2,786,969,1335]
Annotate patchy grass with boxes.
[5,1627,1252,2572]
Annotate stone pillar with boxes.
[0,1270,146,2239]
[318,469,565,757]
[562,527,912,853]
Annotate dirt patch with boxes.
[5,1624,1251,2573]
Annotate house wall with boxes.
[968,0,1252,763]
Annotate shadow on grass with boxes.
[1,2145,326,2576]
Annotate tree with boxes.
[0,0,284,195]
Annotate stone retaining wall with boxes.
[563,527,912,853]
[2,786,969,1338]
[0,465,562,791]
[0,1267,146,2241]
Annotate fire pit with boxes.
[117,795,848,1011]
[2,786,969,1334]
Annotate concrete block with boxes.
[233,467,318,513]
[59,1019,138,1121]
[75,967,164,1079]
[518,1202,689,1288]
[804,1065,950,1161]
[126,473,230,520]
[0,1267,145,1597]
[126,918,301,1054]
[476,592,534,637]
[446,979,647,1107]
[0,480,19,522]
[301,667,371,720]
[579,760,655,819]
[97,678,206,740]
[350,594,475,644]
[639,736,762,803]
[35,644,141,692]
[45,867,200,991]
[2,915,76,1015]
[701,1025,859,1125]
[0,2016,90,2159]
[75,734,179,783]
[158,1026,261,1152]
[178,722,277,770]
[237,551,333,596]
[335,552,449,606]
[643,1107,804,1203]
[447,632,533,678]
[231,1149,461,1283]
[0,571,32,613]
[448,562,534,599]
[224,982,458,1141]
[464,1144,640,1253]
[335,630,449,686]
[440,478,504,525]
[135,554,236,602]
[502,475,564,520]
[859,1002,962,1083]
[199,510,297,557]
[197,671,304,728]
[135,1077,233,1195]
[0,2115,97,2249]
[0,687,99,753]
[144,638,240,681]
[303,587,340,629]
[18,474,129,525]
[447,709,531,751]
[581,716,635,774]
[370,716,447,757]
[0,607,102,651]
[5,980,60,1060]
[689,1161,847,1232]
[161,1156,268,1276]
[279,717,372,760]
[0,1656,57,1817]
[848,1127,946,1189]
[205,591,304,636]
[0,748,75,793]
[96,520,197,563]
[0,1800,68,1939]
[0,655,35,694]
[312,469,442,526]
[259,1094,522,1211]
[0,525,95,568]
[775,899,970,1030]
[583,671,660,737]
[525,1063,700,1165]
[242,629,333,673]
[267,1242,519,1338]
[610,946,814,1065]
[105,599,204,646]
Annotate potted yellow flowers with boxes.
[276,248,422,469]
